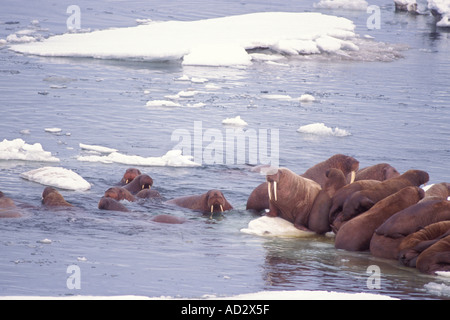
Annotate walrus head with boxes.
[266,168,282,202]
[136,174,154,190]
[104,187,135,202]
[402,170,429,186]
[120,168,142,185]
[205,190,228,213]
[42,187,73,207]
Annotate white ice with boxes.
[221,116,248,127]
[0,138,59,162]
[429,0,450,27]
[79,143,118,154]
[297,123,351,137]
[314,0,369,10]
[77,149,200,167]
[241,216,317,238]
[10,12,359,67]
[20,166,91,191]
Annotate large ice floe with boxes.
[428,0,450,27]
[8,12,400,66]
[21,167,91,191]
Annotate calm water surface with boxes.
[0,0,449,299]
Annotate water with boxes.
[1,0,450,299]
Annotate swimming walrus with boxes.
[0,191,22,218]
[42,187,73,207]
[166,189,233,214]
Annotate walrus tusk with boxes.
[211,205,214,213]
[220,205,224,212]
[125,179,129,184]
[273,181,277,202]
[350,171,356,184]
[268,181,272,201]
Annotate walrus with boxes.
[104,187,136,202]
[329,179,381,228]
[398,221,450,268]
[42,187,73,207]
[370,199,450,259]
[117,168,142,185]
[308,168,347,234]
[150,214,187,224]
[420,182,450,203]
[339,169,429,222]
[98,196,129,212]
[354,163,400,182]
[166,189,233,214]
[123,174,154,194]
[0,191,22,218]
[334,186,424,251]
[265,167,321,230]
[416,235,450,274]
[246,154,358,213]
[301,154,359,187]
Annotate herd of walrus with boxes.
[1,154,450,275]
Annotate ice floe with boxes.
[0,139,59,162]
[241,216,317,238]
[21,166,91,191]
[77,147,200,167]
[429,0,450,27]
[9,12,363,66]
[221,116,248,127]
[297,123,351,137]
[314,0,369,10]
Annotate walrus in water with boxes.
[416,235,450,274]
[246,154,358,213]
[265,167,321,230]
[334,186,424,251]
[0,191,22,218]
[398,221,450,268]
[338,169,429,222]
[166,189,233,214]
[117,168,142,185]
[98,196,129,212]
[42,187,73,207]
[123,174,154,194]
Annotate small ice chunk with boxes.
[222,116,248,126]
[299,94,316,102]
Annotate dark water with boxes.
[0,0,449,299]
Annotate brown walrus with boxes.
[117,168,142,185]
[166,189,233,214]
[0,191,22,218]
[301,154,360,186]
[416,235,450,274]
[354,163,400,182]
[265,167,321,230]
[246,154,358,213]
[123,174,154,194]
[308,168,347,234]
[370,199,450,259]
[334,186,424,251]
[104,187,136,202]
[398,221,450,268]
[338,169,429,222]
[42,187,73,207]
[150,214,187,224]
[420,183,450,203]
[98,196,129,212]
[329,179,381,230]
